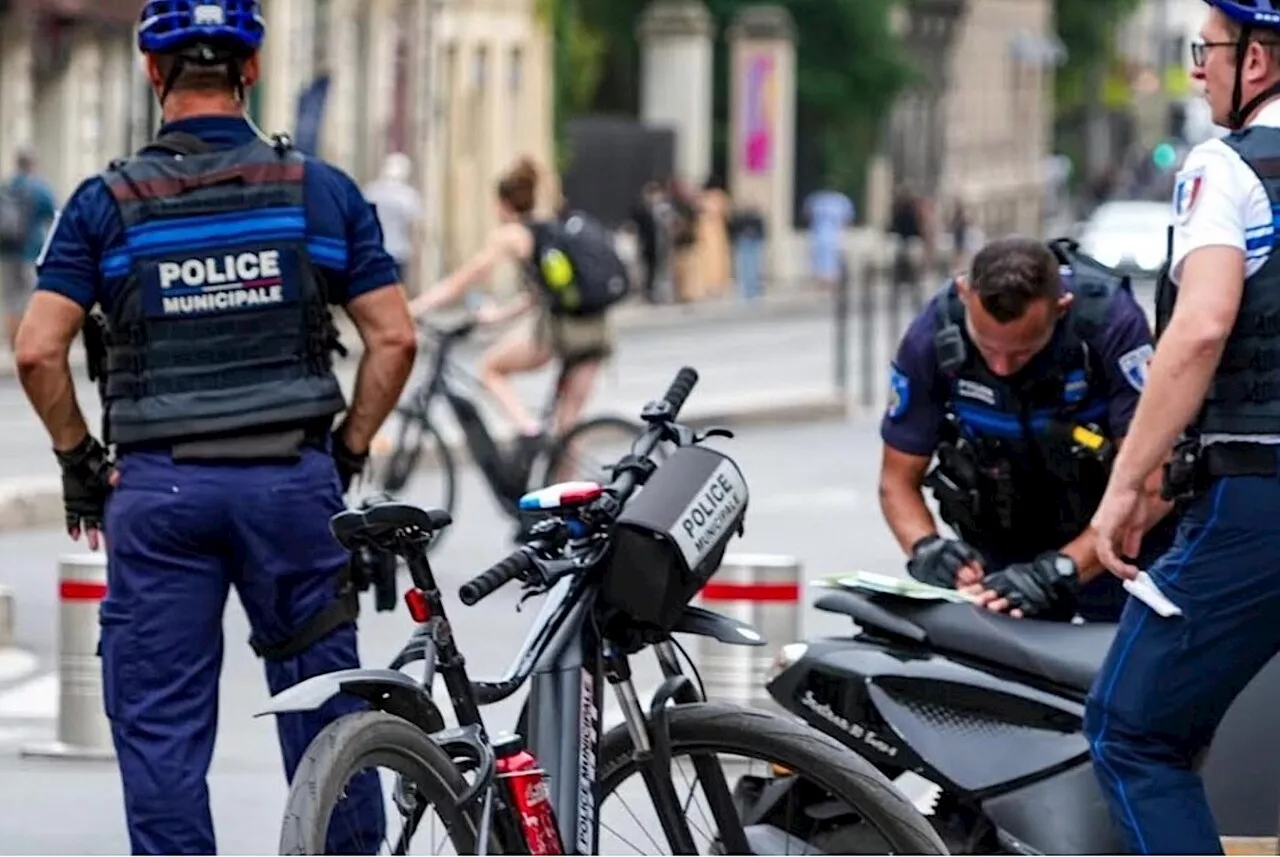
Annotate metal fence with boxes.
[830,241,953,413]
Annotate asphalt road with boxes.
[0,305,862,488]
[0,415,900,854]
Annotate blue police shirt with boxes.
[36,116,399,311]
[881,285,1156,457]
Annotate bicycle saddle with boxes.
[329,503,453,550]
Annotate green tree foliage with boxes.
[1053,0,1144,111]
[540,0,913,197]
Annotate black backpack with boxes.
[531,211,631,316]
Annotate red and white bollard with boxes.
[696,554,802,712]
[22,553,115,760]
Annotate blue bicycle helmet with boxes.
[137,0,265,56]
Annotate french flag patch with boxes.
[1173,167,1205,224]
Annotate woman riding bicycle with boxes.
[409,158,615,465]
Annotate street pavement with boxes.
[0,415,902,854]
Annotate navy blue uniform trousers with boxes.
[1084,472,1280,854]
[100,447,385,854]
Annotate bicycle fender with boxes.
[255,668,447,735]
[672,605,767,646]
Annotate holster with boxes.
[925,441,984,537]
[1161,436,1205,502]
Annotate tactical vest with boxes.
[929,253,1120,557]
[97,136,346,447]
[1155,127,1280,436]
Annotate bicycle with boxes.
[261,367,949,855]
[374,318,646,538]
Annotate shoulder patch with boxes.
[887,365,911,420]
[1118,343,1154,393]
[1172,167,1205,225]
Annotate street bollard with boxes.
[695,554,802,712]
[22,554,115,761]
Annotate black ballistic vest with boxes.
[98,137,345,446]
[1155,126,1280,437]
[930,257,1119,558]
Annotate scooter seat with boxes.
[907,603,1118,692]
[815,589,1117,692]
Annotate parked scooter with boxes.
[755,582,1280,855]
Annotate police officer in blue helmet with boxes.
[1088,0,1280,853]
[14,1,416,852]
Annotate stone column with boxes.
[0,16,36,179]
[638,0,715,185]
[727,5,796,283]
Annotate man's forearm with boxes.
[1112,326,1223,489]
[340,344,415,453]
[879,478,937,554]
[18,357,89,452]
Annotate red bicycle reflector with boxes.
[404,588,431,622]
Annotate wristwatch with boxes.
[1050,553,1080,592]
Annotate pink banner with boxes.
[741,53,775,175]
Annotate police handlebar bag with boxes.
[600,444,749,635]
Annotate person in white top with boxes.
[363,152,423,291]
[1087,1,1280,853]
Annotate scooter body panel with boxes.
[766,637,1125,853]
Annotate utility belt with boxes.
[116,419,333,462]
[1162,439,1279,501]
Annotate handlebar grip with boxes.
[458,550,532,606]
[662,367,699,417]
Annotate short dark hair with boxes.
[154,53,240,96]
[968,236,1061,323]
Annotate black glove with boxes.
[907,535,981,588]
[331,429,369,494]
[54,435,113,538]
[981,552,1080,618]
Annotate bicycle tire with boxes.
[538,415,645,488]
[597,701,948,855]
[379,415,456,519]
[279,711,481,855]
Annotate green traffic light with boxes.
[1152,142,1178,171]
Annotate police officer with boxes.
[881,235,1176,621]
[1088,1,1280,852]
[13,2,417,853]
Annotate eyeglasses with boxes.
[1191,39,1239,68]
[1190,37,1280,68]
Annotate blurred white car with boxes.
[1075,200,1170,278]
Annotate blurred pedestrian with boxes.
[729,203,767,301]
[694,177,732,300]
[0,148,57,351]
[805,186,854,289]
[363,151,423,294]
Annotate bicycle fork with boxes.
[604,642,751,855]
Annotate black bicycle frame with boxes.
[402,325,564,508]
[388,543,753,855]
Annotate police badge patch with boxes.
[1172,167,1205,225]
[1118,344,1154,392]
[887,365,910,420]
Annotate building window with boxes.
[508,46,523,138]
[313,0,332,75]
[469,46,487,142]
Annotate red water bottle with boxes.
[494,732,564,855]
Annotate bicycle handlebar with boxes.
[457,366,700,604]
[458,548,535,606]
